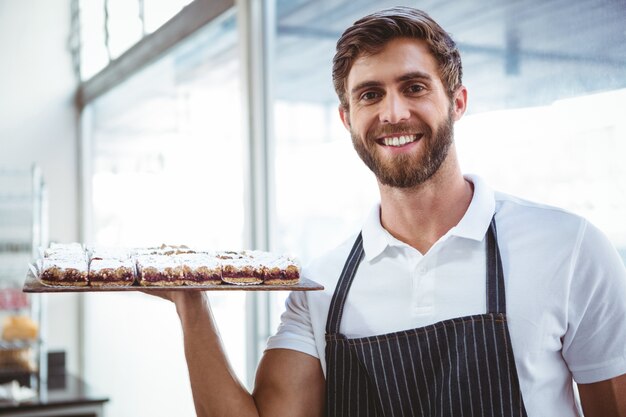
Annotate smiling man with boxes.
[162,7,626,417]
[343,38,457,191]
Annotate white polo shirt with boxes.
[266,174,626,416]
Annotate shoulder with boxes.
[494,191,587,243]
[495,191,584,227]
[493,191,624,275]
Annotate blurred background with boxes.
[1,0,625,415]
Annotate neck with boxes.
[378,147,473,254]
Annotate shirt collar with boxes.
[361,174,496,262]
[451,174,496,241]
[361,204,390,262]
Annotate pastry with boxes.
[89,258,136,287]
[220,253,265,285]
[40,257,88,286]
[177,253,222,285]
[261,255,300,285]
[244,251,300,285]
[136,254,184,286]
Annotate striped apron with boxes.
[324,219,528,417]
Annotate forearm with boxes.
[579,374,626,417]
[176,292,259,417]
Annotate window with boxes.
[78,0,194,79]
[82,11,245,417]
[456,89,626,257]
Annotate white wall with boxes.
[0,0,81,376]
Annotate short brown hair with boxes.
[332,7,463,109]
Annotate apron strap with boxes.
[486,217,506,314]
[325,233,365,335]
[325,216,507,334]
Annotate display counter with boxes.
[0,375,108,417]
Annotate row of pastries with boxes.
[38,243,300,287]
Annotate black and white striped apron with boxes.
[324,218,528,417]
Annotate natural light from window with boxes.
[84,16,246,417]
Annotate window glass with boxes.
[106,0,143,59]
[456,89,626,257]
[78,0,195,80]
[79,0,109,79]
[269,0,626,325]
[83,13,245,417]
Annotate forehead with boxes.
[346,38,442,89]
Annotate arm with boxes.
[578,374,626,417]
[254,348,325,417]
[169,291,325,417]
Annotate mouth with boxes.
[376,134,423,147]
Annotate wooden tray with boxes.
[22,270,323,293]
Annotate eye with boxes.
[360,91,381,102]
[406,84,425,94]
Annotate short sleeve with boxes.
[562,220,626,384]
[265,291,320,359]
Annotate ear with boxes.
[338,105,351,130]
[451,85,468,122]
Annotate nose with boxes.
[379,92,410,124]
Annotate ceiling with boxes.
[272,0,626,113]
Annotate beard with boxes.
[350,109,454,189]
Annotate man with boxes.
[161,7,626,417]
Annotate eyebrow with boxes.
[350,71,433,96]
[398,71,433,83]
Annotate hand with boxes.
[140,289,207,314]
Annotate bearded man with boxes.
[158,7,626,417]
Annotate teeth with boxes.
[383,135,416,147]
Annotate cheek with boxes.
[351,108,378,134]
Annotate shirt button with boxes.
[417,267,427,275]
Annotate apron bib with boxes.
[324,218,528,417]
